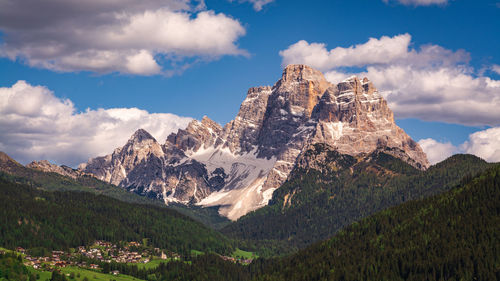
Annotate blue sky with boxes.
[0,0,499,165]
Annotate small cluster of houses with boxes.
[220,255,253,265]
[77,241,151,264]
[17,241,181,272]
[23,249,71,269]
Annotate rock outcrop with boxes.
[222,86,272,153]
[27,160,81,179]
[80,65,429,220]
[309,76,428,169]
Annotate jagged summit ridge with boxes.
[27,160,81,179]
[80,64,429,220]
[130,128,156,143]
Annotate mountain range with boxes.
[0,64,498,280]
[43,64,430,221]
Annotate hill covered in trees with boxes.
[0,151,163,207]
[133,162,499,280]
[0,151,231,229]
[0,173,235,256]
[223,145,493,256]
[253,162,500,280]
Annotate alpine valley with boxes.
[1,65,498,281]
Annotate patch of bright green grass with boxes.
[190,250,203,257]
[26,266,143,281]
[61,266,143,281]
[133,258,170,270]
[26,267,52,281]
[0,247,12,253]
[232,248,257,259]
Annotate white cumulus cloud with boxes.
[280,34,414,71]
[383,0,448,6]
[418,138,458,164]
[280,34,500,126]
[418,127,500,165]
[0,0,246,75]
[0,81,192,166]
[461,127,500,163]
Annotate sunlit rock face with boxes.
[80,65,429,220]
[310,76,428,170]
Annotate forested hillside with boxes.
[253,163,500,280]
[0,174,234,256]
[0,152,163,207]
[136,163,499,280]
[223,145,493,255]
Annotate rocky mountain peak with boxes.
[27,160,81,179]
[0,151,23,173]
[80,65,429,220]
[123,129,164,159]
[200,116,223,135]
[281,64,327,84]
[273,64,332,118]
[312,75,394,125]
[129,129,156,143]
[166,116,222,153]
[247,86,272,95]
[309,75,427,169]
[0,151,16,164]
[222,86,272,153]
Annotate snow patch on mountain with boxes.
[193,146,277,220]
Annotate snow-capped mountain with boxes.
[78,65,429,220]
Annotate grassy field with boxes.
[62,266,142,281]
[190,249,204,257]
[0,247,12,253]
[232,248,257,259]
[27,266,143,281]
[133,258,170,270]
[26,267,52,280]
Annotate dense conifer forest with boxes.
[122,163,498,280]
[252,163,500,280]
[222,146,493,256]
[0,174,234,256]
[0,152,163,206]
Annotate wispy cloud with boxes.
[229,0,274,11]
[383,0,448,6]
[280,34,500,126]
[492,64,500,75]
[0,81,192,166]
[0,0,247,75]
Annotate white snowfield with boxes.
[189,146,277,220]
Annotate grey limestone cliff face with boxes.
[222,86,272,154]
[79,64,429,220]
[166,116,223,152]
[81,127,225,202]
